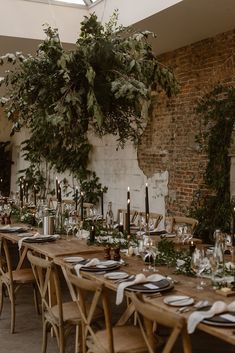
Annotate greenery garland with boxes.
[190,84,235,241]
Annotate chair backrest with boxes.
[141,212,163,229]
[172,216,198,233]
[64,266,112,353]
[27,251,63,325]
[0,237,13,284]
[130,293,192,353]
[117,209,139,227]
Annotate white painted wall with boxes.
[88,133,168,221]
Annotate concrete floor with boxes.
[0,284,235,353]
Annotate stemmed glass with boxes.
[149,240,159,272]
[191,249,208,290]
[64,218,73,240]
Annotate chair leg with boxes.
[10,292,16,334]
[33,284,41,315]
[58,325,65,353]
[0,282,4,315]
[41,320,48,353]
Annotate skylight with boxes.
[24,0,99,7]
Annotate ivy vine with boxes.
[190,84,235,241]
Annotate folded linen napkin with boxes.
[116,273,165,305]
[74,259,118,277]
[187,300,235,333]
[18,233,59,250]
[74,258,100,276]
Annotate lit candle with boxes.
[233,207,235,246]
[75,187,78,211]
[101,189,104,217]
[20,179,23,207]
[58,183,62,203]
[0,178,3,194]
[33,185,37,206]
[25,182,28,203]
[81,191,84,221]
[189,241,196,255]
[145,183,149,223]
[127,198,130,235]
[55,177,59,200]
[127,186,130,200]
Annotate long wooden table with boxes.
[54,251,235,348]
[1,228,234,347]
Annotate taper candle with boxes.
[145,183,149,223]
[75,187,78,211]
[33,185,37,206]
[127,198,130,235]
[81,192,84,221]
[101,190,104,217]
[56,177,59,200]
[233,207,235,246]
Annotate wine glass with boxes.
[208,252,219,286]
[191,249,207,290]
[64,218,72,240]
[149,240,159,272]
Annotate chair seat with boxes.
[88,325,148,353]
[50,301,103,324]
[4,268,35,284]
[50,301,80,324]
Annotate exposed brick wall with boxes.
[137,28,235,216]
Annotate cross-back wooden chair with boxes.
[138,212,163,230]
[0,237,39,333]
[130,293,192,353]
[172,216,198,233]
[64,266,148,353]
[27,251,82,353]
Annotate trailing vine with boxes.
[190,84,235,241]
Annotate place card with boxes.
[144,283,159,289]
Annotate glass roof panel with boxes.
[54,0,86,4]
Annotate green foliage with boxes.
[80,172,107,204]
[190,85,235,241]
[0,12,177,181]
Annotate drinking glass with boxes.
[64,218,72,240]
[150,240,159,272]
[191,249,207,290]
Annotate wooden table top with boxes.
[0,230,104,258]
[55,252,235,347]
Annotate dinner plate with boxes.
[163,295,194,306]
[81,261,120,272]
[64,256,84,263]
[199,306,235,327]
[125,279,172,293]
[0,226,26,233]
[104,272,129,280]
[24,236,57,243]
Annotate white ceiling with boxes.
[134,0,235,55]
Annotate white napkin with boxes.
[187,300,235,333]
[74,258,100,276]
[18,233,59,250]
[116,273,165,305]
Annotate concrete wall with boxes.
[88,133,168,219]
